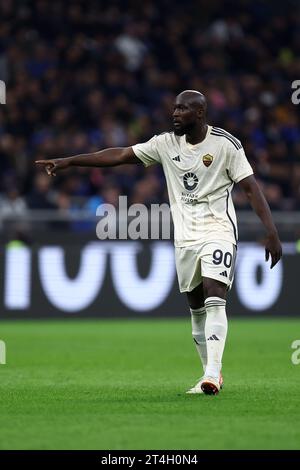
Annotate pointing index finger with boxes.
[35,160,51,165]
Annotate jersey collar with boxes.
[184,125,212,150]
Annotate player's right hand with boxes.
[35,158,71,176]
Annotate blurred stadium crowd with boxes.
[0,0,299,228]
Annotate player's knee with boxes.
[188,295,205,309]
[188,299,204,310]
[203,278,226,300]
[186,284,204,309]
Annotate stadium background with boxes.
[1,0,300,318]
[0,0,300,451]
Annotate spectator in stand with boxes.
[0,0,299,224]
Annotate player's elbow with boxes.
[243,185,254,199]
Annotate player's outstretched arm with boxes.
[238,175,282,268]
[35,147,140,176]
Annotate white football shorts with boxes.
[175,240,237,293]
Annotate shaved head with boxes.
[176,90,207,113]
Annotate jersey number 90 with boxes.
[212,249,232,268]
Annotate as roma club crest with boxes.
[202,154,213,167]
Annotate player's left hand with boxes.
[265,232,282,269]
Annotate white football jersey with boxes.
[132,125,253,247]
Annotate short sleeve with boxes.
[132,135,162,167]
[227,145,253,183]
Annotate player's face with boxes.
[172,100,198,135]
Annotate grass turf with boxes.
[0,318,299,450]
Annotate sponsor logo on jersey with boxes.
[172,155,181,162]
[202,154,213,167]
[183,172,199,191]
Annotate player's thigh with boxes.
[174,246,202,294]
[200,241,237,298]
[186,282,205,309]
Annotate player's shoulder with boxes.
[210,126,242,151]
[157,130,176,140]
[155,131,178,146]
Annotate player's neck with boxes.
[185,124,208,145]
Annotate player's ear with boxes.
[197,109,203,119]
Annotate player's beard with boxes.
[173,127,185,136]
[173,123,187,136]
[173,122,194,136]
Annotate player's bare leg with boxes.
[201,277,227,395]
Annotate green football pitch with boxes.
[0,318,299,450]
